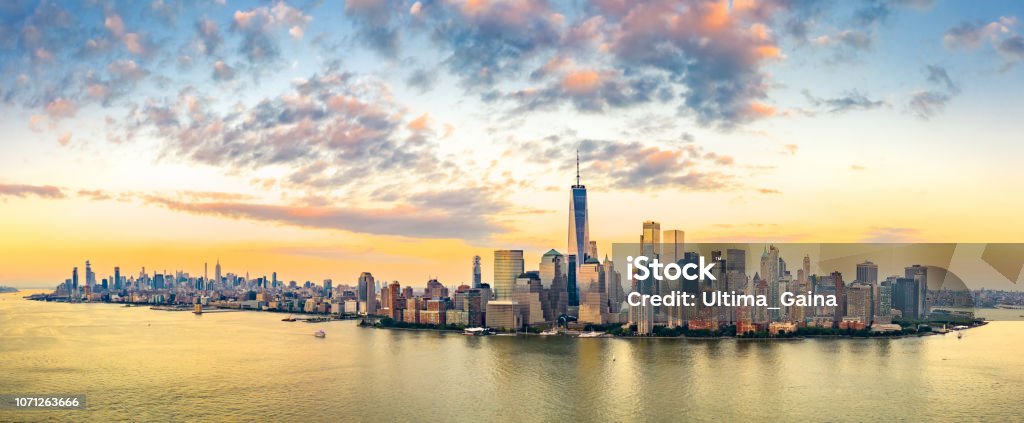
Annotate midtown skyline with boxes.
[3,1,1024,286]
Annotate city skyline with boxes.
[4,1,1024,286]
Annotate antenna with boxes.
[575,149,580,185]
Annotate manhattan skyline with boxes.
[3,1,1024,286]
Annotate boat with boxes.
[463,327,490,336]
[282,314,296,322]
[314,329,326,338]
[578,331,605,338]
[957,332,962,339]
[539,328,559,336]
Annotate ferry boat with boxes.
[463,327,490,336]
[578,331,605,338]
[314,329,326,338]
[539,328,559,336]
[282,315,296,322]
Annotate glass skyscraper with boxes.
[567,151,589,306]
[493,250,524,301]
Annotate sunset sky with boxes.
[2,0,1024,287]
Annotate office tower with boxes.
[588,241,598,260]
[272,272,278,288]
[802,255,811,282]
[493,250,524,300]
[358,272,377,315]
[905,265,929,318]
[641,221,664,310]
[204,262,208,286]
[568,150,590,278]
[472,255,482,288]
[641,221,661,259]
[893,277,921,319]
[846,282,873,323]
[540,250,568,320]
[402,286,413,301]
[567,254,578,307]
[877,279,894,324]
[832,271,845,323]
[663,230,684,264]
[603,254,622,314]
[387,281,402,319]
[425,278,448,299]
[726,248,746,276]
[752,273,768,323]
[512,272,545,324]
[72,267,79,291]
[85,260,95,289]
[577,258,606,324]
[856,261,879,284]
[324,279,333,298]
[486,301,527,332]
[539,250,565,289]
[760,245,780,321]
[114,266,121,290]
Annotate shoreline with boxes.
[21,294,990,340]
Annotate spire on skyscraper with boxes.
[576,148,580,186]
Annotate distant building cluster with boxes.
[46,156,968,335]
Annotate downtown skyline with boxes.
[3,0,1024,286]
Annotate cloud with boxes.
[144,190,508,241]
[943,17,1022,67]
[344,0,404,57]
[907,65,959,119]
[231,2,313,66]
[997,35,1024,61]
[943,17,1016,50]
[907,90,950,119]
[925,64,959,93]
[509,136,736,191]
[0,184,65,199]
[802,90,886,113]
[77,189,111,201]
[757,188,782,194]
[44,97,76,120]
[195,18,223,55]
[861,226,922,243]
[212,60,236,81]
[405,67,438,93]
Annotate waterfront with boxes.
[2,291,1023,422]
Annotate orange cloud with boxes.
[561,70,602,94]
[407,113,431,132]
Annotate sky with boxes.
[1,0,1024,288]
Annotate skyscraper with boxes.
[663,229,684,264]
[493,250,524,300]
[641,221,661,259]
[359,272,377,315]
[85,260,95,289]
[568,150,590,279]
[856,261,879,284]
[905,264,929,318]
[472,255,482,288]
[726,248,746,278]
[214,260,221,288]
[540,250,568,320]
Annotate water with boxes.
[2,290,1022,422]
